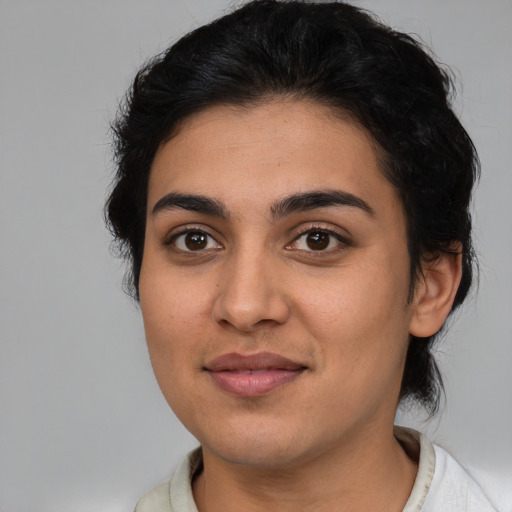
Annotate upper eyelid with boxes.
[165,228,223,254]
[165,224,222,243]
[292,230,346,244]
[162,223,351,248]
[294,226,343,238]
[287,225,353,252]
[291,223,350,241]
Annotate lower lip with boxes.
[209,369,303,397]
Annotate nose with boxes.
[212,251,290,332]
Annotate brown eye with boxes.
[185,231,208,250]
[171,230,222,252]
[306,231,330,250]
[287,228,348,253]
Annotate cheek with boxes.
[140,256,210,332]
[296,274,410,416]
[142,294,206,368]
[303,261,408,327]
[295,253,412,368]
[139,264,205,381]
[140,283,206,421]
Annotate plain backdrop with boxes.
[0,1,511,511]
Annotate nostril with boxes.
[211,265,290,331]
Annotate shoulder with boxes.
[424,443,498,512]
[135,481,172,512]
[397,426,498,512]
[134,448,202,512]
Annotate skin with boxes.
[139,99,461,512]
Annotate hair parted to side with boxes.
[105,0,479,414]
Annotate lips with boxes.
[205,352,306,397]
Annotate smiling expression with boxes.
[139,99,419,468]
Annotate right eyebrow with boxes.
[151,192,229,219]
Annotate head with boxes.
[106,0,478,416]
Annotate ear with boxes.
[409,246,463,338]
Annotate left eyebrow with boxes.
[270,190,375,220]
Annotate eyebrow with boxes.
[151,189,374,219]
[270,190,374,219]
[152,192,229,218]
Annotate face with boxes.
[139,100,418,468]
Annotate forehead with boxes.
[148,100,399,217]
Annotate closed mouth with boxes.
[204,352,306,397]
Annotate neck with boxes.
[192,424,418,512]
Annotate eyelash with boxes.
[165,226,222,253]
[164,225,351,254]
[287,226,351,254]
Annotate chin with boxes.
[195,415,321,469]
[208,438,304,469]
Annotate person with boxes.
[105,1,497,510]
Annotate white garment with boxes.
[135,427,497,512]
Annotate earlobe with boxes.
[409,247,463,338]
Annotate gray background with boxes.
[0,0,510,510]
